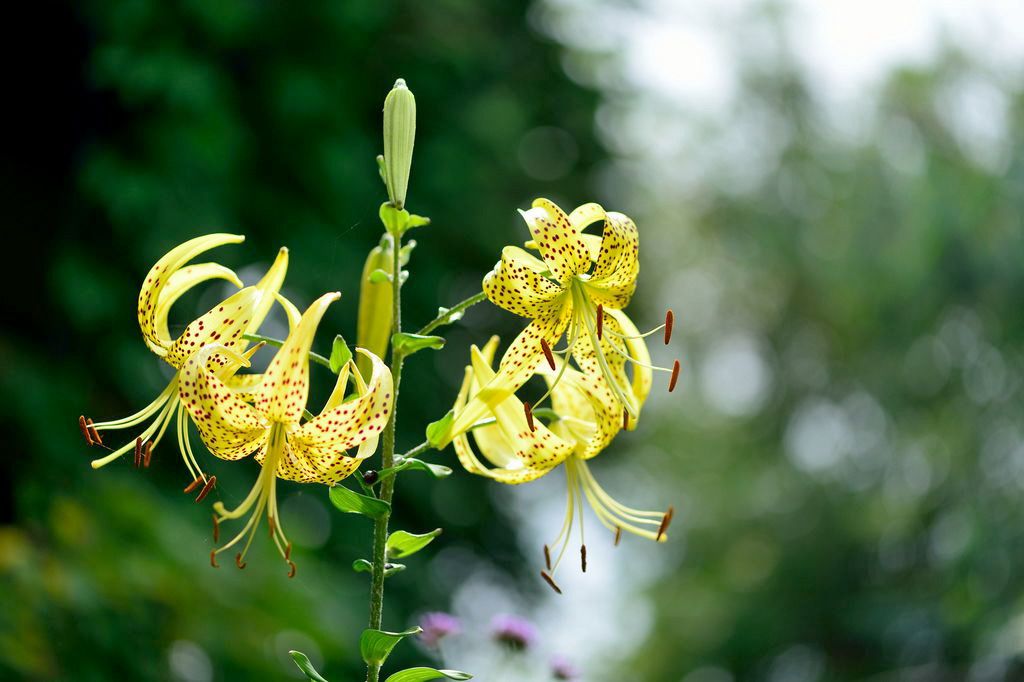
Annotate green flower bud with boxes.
[382,78,416,209]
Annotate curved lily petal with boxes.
[519,198,591,285]
[585,211,639,309]
[245,247,289,337]
[253,292,340,423]
[164,287,262,369]
[483,246,566,319]
[155,263,242,345]
[138,233,245,357]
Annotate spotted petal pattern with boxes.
[483,246,566,319]
[519,199,591,285]
[179,345,268,460]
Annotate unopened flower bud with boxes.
[383,78,416,209]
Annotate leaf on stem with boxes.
[329,335,352,373]
[360,627,422,667]
[392,332,445,356]
[384,668,473,682]
[425,410,454,448]
[386,528,442,559]
[290,651,329,682]
[328,485,390,520]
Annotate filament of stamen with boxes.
[570,282,638,418]
[90,395,178,469]
[89,379,178,431]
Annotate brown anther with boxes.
[143,440,153,468]
[287,561,297,578]
[86,419,103,445]
[656,510,673,542]
[285,543,292,561]
[596,304,604,339]
[541,338,556,371]
[212,515,220,543]
[78,416,94,446]
[183,477,204,494]
[581,544,588,573]
[666,505,675,523]
[195,476,217,503]
[614,526,622,547]
[664,309,674,345]
[235,553,246,569]
[210,550,219,568]
[668,360,680,393]
[268,515,276,539]
[524,402,536,432]
[543,544,552,571]
[622,409,629,430]
[540,570,562,594]
[133,437,143,468]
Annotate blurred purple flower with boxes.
[490,614,537,651]
[551,654,580,680]
[418,612,461,648]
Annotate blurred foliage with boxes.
[0,0,600,679]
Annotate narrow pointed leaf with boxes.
[352,559,374,573]
[392,332,445,356]
[290,651,329,682]
[360,627,422,667]
[386,528,442,559]
[426,410,454,448]
[329,485,390,520]
[385,668,472,682]
[329,335,352,373]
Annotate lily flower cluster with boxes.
[435,199,679,592]
[80,235,393,575]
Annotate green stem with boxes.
[416,291,487,335]
[243,333,334,372]
[397,440,431,460]
[366,231,405,682]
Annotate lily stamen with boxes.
[235,553,247,569]
[541,339,556,370]
[133,437,143,468]
[664,310,674,345]
[143,440,154,468]
[581,544,587,573]
[669,360,680,393]
[195,476,217,503]
[78,416,93,446]
[543,545,552,571]
[540,570,562,594]
[524,402,536,432]
[596,304,603,340]
[184,477,204,494]
[287,561,297,578]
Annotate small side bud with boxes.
[382,78,416,209]
[363,469,379,486]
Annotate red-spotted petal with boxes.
[482,246,567,319]
[519,198,591,285]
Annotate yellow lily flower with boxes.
[81,234,288,500]
[179,292,393,573]
[442,199,677,445]
[450,337,672,593]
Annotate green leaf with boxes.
[385,668,472,682]
[352,559,374,573]
[329,335,352,373]
[360,627,422,667]
[387,528,442,559]
[376,457,452,484]
[426,411,454,448]
[392,332,445,356]
[328,485,390,520]
[384,562,406,577]
[404,214,431,231]
[290,651,329,682]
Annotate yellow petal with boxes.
[154,263,242,347]
[585,211,639,309]
[606,308,652,422]
[245,247,289,337]
[283,349,393,483]
[568,202,606,232]
[179,345,268,460]
[443,307,570,444]
[253,292,340,423]
[138,233,245,356]
[163,287,262,369]
[519,198,591,285]
[276,292,302,331]
[482,246,567,319]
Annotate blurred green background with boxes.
[3,0,1024,680]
